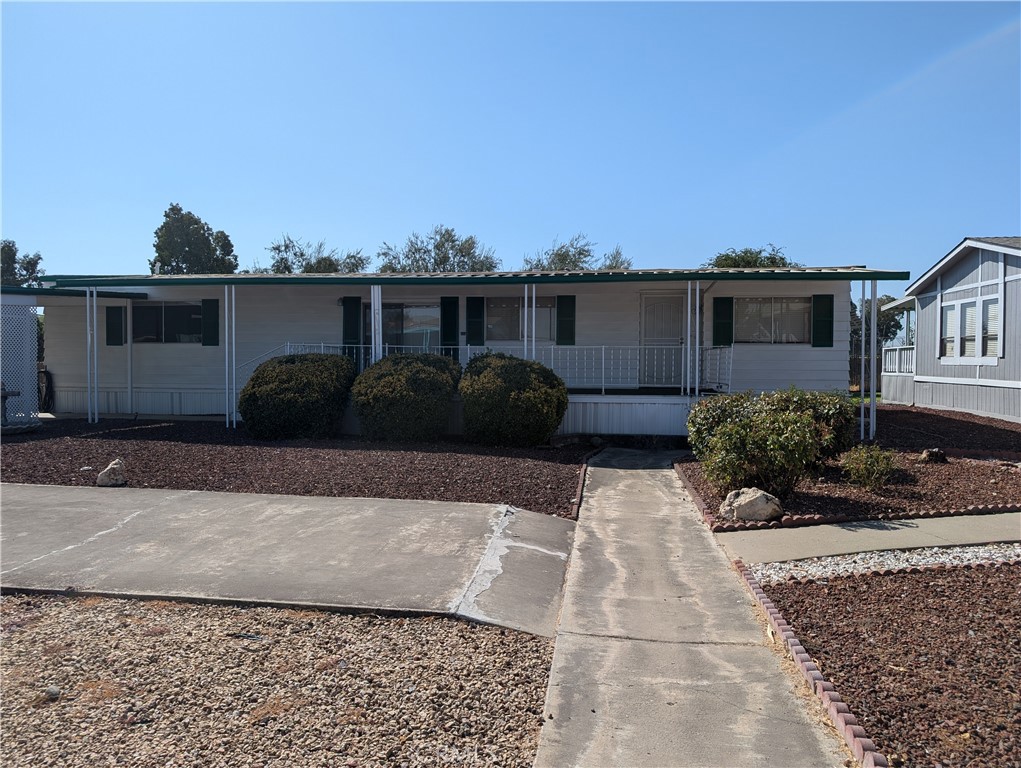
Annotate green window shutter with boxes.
[712,297,734,346]
[440,296,459,348]
[342,297,362,346]
[812,294,834,347]
[465,297,485,346]
[201,299,219,346]
[555,295,576,345]
[105,306,125,346]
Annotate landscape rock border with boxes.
[733,559,889,768]
[673,459,1021,532]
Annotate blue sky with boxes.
[3,1,1019,297]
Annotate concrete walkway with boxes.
[0,483,574,637]
[717,511,1021,564]
[534,449,847,768]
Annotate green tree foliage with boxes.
[702,244,800,269]
[523,233,632,271]
[151,203,239,275]
[377,225,499,273]
[264,234,369,274]
[1,240,45,287]
[841,444,895,491]
[351,353,461,441]
[850,295,905,347]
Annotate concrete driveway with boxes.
[0,483,574,637]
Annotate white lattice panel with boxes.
[1,302,41,422]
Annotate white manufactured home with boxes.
[3,266,907,435]
[882,237,1021,423]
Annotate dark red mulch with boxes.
[0,419,591,518]
[676,405,1021,527]
[766,565,1021,768]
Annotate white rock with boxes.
[720,487,783,522]
[97,458,126,487]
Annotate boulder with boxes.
[720,487,783,522]
[97,458,126,487]
[920,448,948,463]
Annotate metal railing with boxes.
[882,345,915,374]
[234,342,733,399]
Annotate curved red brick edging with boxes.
[732,559,889,768]
[673,461,1021,533]
[570,447,604,519]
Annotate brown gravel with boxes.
[677,405,1021,524]
[0,595,553,768]
[765,564,1021,768]
[0,419,592,518]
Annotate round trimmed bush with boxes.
[757,387,856,459]
[351,353,460,441]
[686,393,754,460]
[459,352,568,447]
[238,353,356,440]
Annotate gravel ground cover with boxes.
[0,419,591,518]
[676,405,1021,525]
[764,563,1021,768]
[0,595,553,768]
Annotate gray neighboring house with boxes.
[882,236,1020,423]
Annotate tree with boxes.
[377,225,499,273]
[850,295,905,348]
[702,244,800,268]
[523,233,632,270]
[1,240,45,287]
[264,235,369,274]
[151,203,239,275]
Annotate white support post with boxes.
[231,286,237,428]
[860,281,866,441]
[85,289,92,423]
[686,281,692,394]
[870,279,878,440]
[127,299,134,414]
[370,285,383,363]
[531,284,536,361]
[523,284,529,360]
[223,285,229,428]
[694,281,701,400]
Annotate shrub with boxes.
[686,393,754,460]
[841,444,895,491]
[351,353,460,441]
[701,407,818,499]
[757,388,856,459]
[238,353,356,440]
[459,352,568,447]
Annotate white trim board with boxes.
[913,375,1021,390]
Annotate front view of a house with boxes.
[18,266,907,435]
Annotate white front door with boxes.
[640,294,685,386]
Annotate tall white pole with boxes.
[85,289,92,422]
[870,279,878,440]
[860,281,866,441]
[127,300,133,414]
[93,288,99,422]
[225,286,230,428]
[232,286,237,428]
[531,284,536,360]
[686,281,692,394]
[523,284,529,360]
[694,281,701,399]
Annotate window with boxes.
[940,304,956,357]
[983,300,999,357]
[940,297,999,360]
[734,297,811,343]
[485,297,555,341]
[133,301,202,343]
[362,303,441,348]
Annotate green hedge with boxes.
[459,352,568,447]
[687,387,857,498]
[351,353,460,441]
[238,353,356,440]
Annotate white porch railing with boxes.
[234,343,733,400]
[882,345,915,374]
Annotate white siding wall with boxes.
[702,281,852,393]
